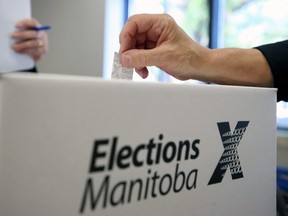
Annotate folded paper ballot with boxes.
[0,0,34,72]
[111,52,133,80]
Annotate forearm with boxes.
[194,47,274,87]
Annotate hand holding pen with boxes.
[11,18,50,62]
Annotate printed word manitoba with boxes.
[79,134,200,213]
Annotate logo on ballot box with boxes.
[208,121,250,185]
[79,121,249,214]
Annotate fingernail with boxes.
[136,68,144,78]
[138,70,144,78]
[122,54,132,66]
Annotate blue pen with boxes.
[32,25,51,31]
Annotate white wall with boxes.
[31,0,105,77]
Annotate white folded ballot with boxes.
[111,52,133,80]
[0,0,34,72]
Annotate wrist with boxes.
[187,44,214,82]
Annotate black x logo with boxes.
[208,121,249,185]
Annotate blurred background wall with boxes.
[31,0,105,77]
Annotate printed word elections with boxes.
[89,134,200,172]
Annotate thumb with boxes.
[120,48,162,68]
[16,18,39,29]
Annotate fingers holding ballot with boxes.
[10,18,49,62]
[119,14,209,81]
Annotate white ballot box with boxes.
[0,73,277,216]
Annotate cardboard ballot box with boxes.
[0,73,277,216]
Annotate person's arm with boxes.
[200,47,274,87]
[119,14,273,88]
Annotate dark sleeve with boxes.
[255,40,288,102]
[20,66,38,73]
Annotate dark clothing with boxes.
[255,40,288,102]
[21,66,37,73]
